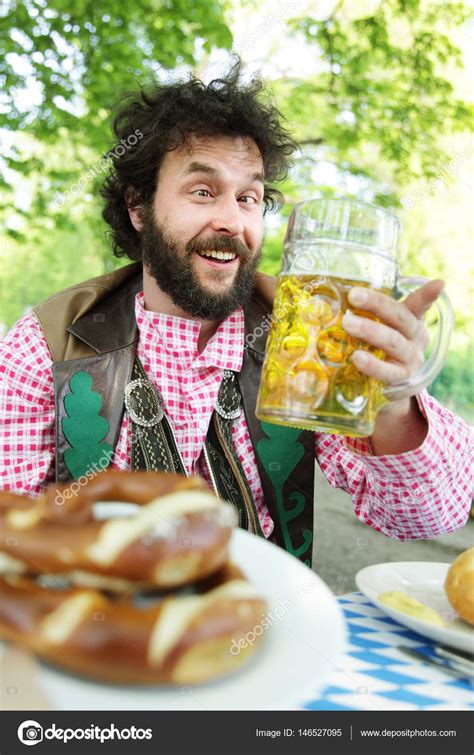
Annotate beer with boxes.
[256,199,453,436]
[256,274,389,437]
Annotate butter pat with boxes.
[378,590,445,626]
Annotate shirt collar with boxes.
[134,291,244,372]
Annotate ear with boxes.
[125,187,143,232]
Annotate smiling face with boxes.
[129,135,266,320]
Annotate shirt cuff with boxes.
[341,390,452,480]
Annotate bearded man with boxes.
[1,63,471,565]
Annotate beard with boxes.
[140,206,262,321]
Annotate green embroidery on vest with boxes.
[256,422,312,564]
[62,371,114,480]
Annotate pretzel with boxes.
[0,471,238,590]
[0,562,267,684]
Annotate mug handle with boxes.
[383,276,454,401]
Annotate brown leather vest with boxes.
[33,263,315,565]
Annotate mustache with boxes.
[186,236,250,261]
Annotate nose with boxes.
[209,196,245,238]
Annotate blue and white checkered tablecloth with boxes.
[303,592,474,711]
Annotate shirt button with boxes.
[198,419,208,430]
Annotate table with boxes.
[1,591,472,712]
[302,592,474,711]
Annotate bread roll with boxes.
[444,547,474,626]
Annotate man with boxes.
[1,63,472,566]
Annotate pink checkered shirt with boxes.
[1,294,472,541]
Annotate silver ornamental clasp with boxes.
[124,378,164,427]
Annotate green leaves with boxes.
[0,0,234,239]
[284,0,472,189]
[1,0,232,139]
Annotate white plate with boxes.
[356,561,474,654]
[3,529,346,710]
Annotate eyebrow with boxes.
[181,161,265,185]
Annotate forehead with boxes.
[159,135,264,181]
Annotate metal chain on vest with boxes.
[124,358,263,536]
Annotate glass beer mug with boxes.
[256,198,453,437]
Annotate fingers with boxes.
[347,282,442,339]
[342,310,414,363]
[331,279,443,390]
[402,279,445,320]
[352,350,409,384]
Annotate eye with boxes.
[238,195,259,204]
[192,188,212,197]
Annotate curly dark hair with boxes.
[100,59,298,260]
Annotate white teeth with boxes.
[198,250,236,261]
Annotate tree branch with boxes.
[298,138,326,146]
